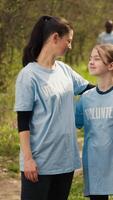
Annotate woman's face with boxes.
[88,48,108,76]
[56,30,74,56]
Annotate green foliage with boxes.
[0,0,113,90]
[74,63,96,84]
[0,123,19,157]
[0,155,19,175]
[0,114,19,174]
[69,171,86,200]
[7,162,19,173]
[0,91,19,158]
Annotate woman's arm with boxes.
[19,130,38,182]
[17,111,38,182]
[78,83,95,95]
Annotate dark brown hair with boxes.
[23,15,73,67]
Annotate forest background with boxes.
[0,0,113,199]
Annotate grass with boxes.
[0,123,19,157]
[69,170,86,200]
[0,111,20,175]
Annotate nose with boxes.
[68,43,72,49]
[89,59,94,65]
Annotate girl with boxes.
[15,15,91,200]
[76,44,113,200]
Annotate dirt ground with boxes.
[0,171,20,200]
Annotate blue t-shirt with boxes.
[76,87,113,195]
[97,31,113,44]
[14,60,88,174]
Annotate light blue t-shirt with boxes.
[75,87,113,196]
[14,60,88,175]
[97,31,113,44]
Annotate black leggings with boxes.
[21,171,74,200]
[90,195,108,200]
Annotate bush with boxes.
[0,123,19,157]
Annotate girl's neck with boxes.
[97,74,113,91]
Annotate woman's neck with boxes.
[36,47,56,69]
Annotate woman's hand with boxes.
[24,158,39,182]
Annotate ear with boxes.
[108,62,113,71]
[52,32,60,44]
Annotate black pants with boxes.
[21,171,74,200]
[90,195,108,200]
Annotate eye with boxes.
[89,57,92,62]
[68,38,72,43]
[89,56,101,62]
[94,57,101,61]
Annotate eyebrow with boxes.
[93,54,100,56]
[90,55,100,58]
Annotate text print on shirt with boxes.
[85,107,113,120]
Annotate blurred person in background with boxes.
[97,20,113,44]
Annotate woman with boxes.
[15,15,90,200]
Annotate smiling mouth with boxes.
[89,67,96,70]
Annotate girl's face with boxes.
[55,30,73,56]
[88,48,108,76]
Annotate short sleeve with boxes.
[56,61,89,95]
[70,68,89,95]
[75,97,84,128]
[14,69,35,111]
